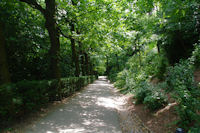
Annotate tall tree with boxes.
[69,22,80,77]
[19,0,61,79]
[78,40,85,76]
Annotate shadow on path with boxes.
[24,76,122,133]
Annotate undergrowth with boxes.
[112,44,200,131]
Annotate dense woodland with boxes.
[0,0,200,132]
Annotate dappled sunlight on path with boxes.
[23,76,123,133]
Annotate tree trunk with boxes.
[68,0,80,77]
[0,23,11,84]
[79,42,85,76]
[81,55,85,76]
[157,40,161,54]
[69,22,80,77]
[84,52,89,75]
[45,17,61,79]
[89,62,93,75]
[45,0,61,79]
[70,36,80,77]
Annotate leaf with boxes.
[182,10,185,16]
[175,9,180,14]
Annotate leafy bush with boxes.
[156,55,168,80]
[113,50,168,111]
[190,42,200,68]
[115,51,169,91]
[166,60,194,92]
[134,81,152,104]
[114,69,128,89]
[143,88,167,111]
[108,72,118,82]
[114,53,149,91]
[16,80,49,111]
[144,52,168,79]
[134,81,167,111]
[166,61,200,129]
[171,84,200,129]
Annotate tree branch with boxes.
[58,27,71,39]
[19,0,45,15]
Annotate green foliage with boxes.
[114,49,167,90]
[190,42,200,68]
[143,52,168,80]
[16,80,49,112]
[156,55,169,80]
[175,95,200,129]
[134,81,167,111]
[108,73,118,82]
[0,0,51,81]
[113,50,168,111]
[134,82,152,104]
[166,61,195,92]
[114,70,128,89]
[188,126,200,133]
[107,0,200,129]
[143,88,167,111]
[166,60,200,129]
[156,0,199,64]
[114,53,144,91]
[0,0,99,82]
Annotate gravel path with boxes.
[23,76,124,133]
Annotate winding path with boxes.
[23,76,123,133]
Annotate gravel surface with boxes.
[22,76,124,133]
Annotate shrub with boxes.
[134,81,152,104]
[113,51,169,111]
[114,51,169,93]
[171,85,200,129]
[190,42,200,68]
[144,52,168,79]
[108,73,118,82]
[166,60,200,129]
[134,81,167,111]
[143,88,167,111]
[16,80,49,111]
[166,60,194,92]
[114,69,128,89]
[156,55,168,80]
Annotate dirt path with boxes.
[21,76,124,133]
